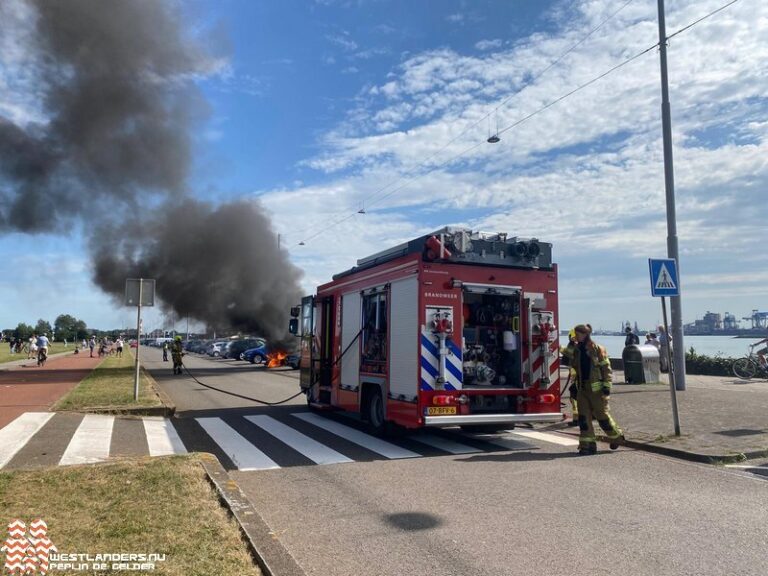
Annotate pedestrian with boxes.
[115,337,124,358]
[162,341,169,362]
[559,328,579,427]
[89,336,96,358]
[27,335,36,359]
[658,325,671,372]
[171,335,184,375]
[624,326,640,347]
[570,324,624,456]
[645,333,661,351]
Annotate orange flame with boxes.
[266,350,288,368]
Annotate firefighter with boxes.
[571,324,624,455]
[171,335,184,375]
[560,329,579,427]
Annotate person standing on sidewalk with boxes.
[560,328,579,427]
[88,335,96,357]
[571,324,624,456]
[162,341,169,362]
[658,325,671,372]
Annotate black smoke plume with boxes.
[0,0,302,338]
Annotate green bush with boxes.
[684,348,736,376]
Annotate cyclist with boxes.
[36,332,51,366]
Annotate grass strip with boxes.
[54,349,162,411]
[0,455,261,575]
[0,342,69,364]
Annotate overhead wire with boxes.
[289,0,637,245]
[296,0,746,246]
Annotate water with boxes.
[562,335,757,359]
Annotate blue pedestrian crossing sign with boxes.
[649,258,679,297]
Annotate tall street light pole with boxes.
[656,0,686,391]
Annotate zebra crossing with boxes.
[0,410,576,472]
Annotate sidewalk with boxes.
[555,369,768,462]
[0,352,102,428]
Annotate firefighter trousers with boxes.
[577,386,622,449]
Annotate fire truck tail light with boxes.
[432,395,456,406]
[537,394,556,404]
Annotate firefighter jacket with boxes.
[570,340,612,392]
[560,341,577,379]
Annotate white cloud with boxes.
[326,33,358,52]
[475,39,503,51]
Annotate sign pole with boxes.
[661,296,680,436]
[656,0,686,391]
[134,279,142,402]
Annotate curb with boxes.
[544,423,759,464]
[197,453,307,576]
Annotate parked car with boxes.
[241,342,268,364]
[224,338,265,360]
[206,340,231,357]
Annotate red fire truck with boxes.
[289,227,563,434]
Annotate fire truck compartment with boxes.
[461,287,523,389]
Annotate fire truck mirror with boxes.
[288,318,299,336]
[290,306,301,318]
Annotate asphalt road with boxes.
[147,347,768,576]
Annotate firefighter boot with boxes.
[578,443,597,456]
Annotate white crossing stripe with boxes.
[292,412,420,459]
[506,429,579,447]
[411,434,480,455]
[59,414,115,465]
[0,412,54,468]
[725,464,768,470]
[245,415,353,465]
[143,417,187,456]
[197,417,279,471]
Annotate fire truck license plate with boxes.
[425,406,457,416]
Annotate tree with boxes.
[74,320,88,340]
[14,323,34,340]
[35,319,52,337]
[54,314,83,342]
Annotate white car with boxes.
[207,341,230,357]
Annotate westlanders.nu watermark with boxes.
[3,519,167,574]
[49,553,167,572]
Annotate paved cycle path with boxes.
[0,352,102,428]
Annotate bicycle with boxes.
[37,347,48,367]
[732,344,768,380]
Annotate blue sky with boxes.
[1,0,767,334]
